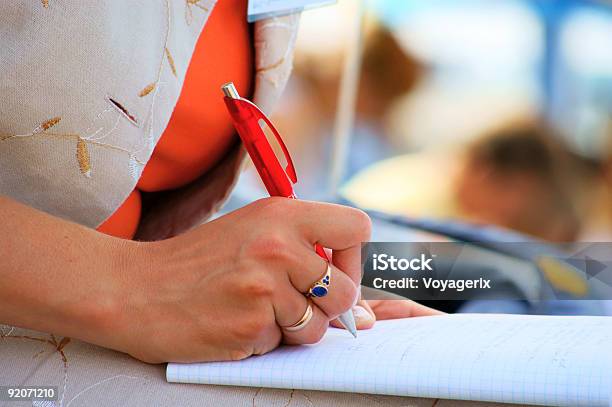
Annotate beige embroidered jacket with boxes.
[0,1,299,240]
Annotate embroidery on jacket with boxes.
[1,327,146,407]
[139,0,175,97]
[1,1,222,182]
[255,18,299,87]
[0,116,146,179]
[1,331,70,406]
[185,0,210,25]
[0,0,195,180]
[165,47,178,77]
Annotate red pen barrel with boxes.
[222,83,328,261]
[224,98,295,198]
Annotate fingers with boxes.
[309,264,358,320]
[286,257,359,320]
[292,201,372,250]
[352,300,376,329]
[272,274,314,328]
[280,299,329,346]
[272,255,359,345]
[330,244,363,288]
[270,272,333,346]
[239,199,374,348]
[367,300,444,320]
[330,299,376,330]
[283,307,328,345]
[247,199,368,299]
[294,201,369,288]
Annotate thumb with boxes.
[330,299,376,330]
[368,299,444,320]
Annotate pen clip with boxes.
[254,106,298,184]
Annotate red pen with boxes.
[221,82,357,337]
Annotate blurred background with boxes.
[233,0,612,243]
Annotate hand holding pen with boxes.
[83,83,371,363]
[109,197,370,363]
[222,82,360,337]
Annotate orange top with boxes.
[97,0,253,239]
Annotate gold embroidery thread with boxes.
[185,0,210,25]
[8,0,206,179]
[257,57,286,74]
[0,116,146,179]
[40,117,61,131]
[139,83,156,97]
[165,47,178,77]
[140,0,173,98]
[76,138,92,178]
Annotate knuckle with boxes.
[237,271,276,299]
[247,321,268,340]
[254,197,295,216]
[249,197,273,214]
[243,234,292,263]
[233,317,272,343]
[350,208,372,241]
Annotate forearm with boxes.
[0,196,139,344]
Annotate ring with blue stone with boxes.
[307,263,331,298]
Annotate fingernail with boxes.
[352,305,374,325]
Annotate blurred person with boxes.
[454,123,582,242]
[583,122,612,240]
[268,25,425,196]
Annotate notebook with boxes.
[167,314,612,407]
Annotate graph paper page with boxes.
[167,314,612,406]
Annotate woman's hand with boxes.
[0,195,438,365]
[113,198,371,363]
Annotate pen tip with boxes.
[338,311,358,338]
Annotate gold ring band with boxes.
[284,302,313,332]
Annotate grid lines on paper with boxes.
[167,314,612,406]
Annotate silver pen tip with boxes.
[338,312,358,338]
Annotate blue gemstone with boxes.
[311,285,328,297]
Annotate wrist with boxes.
[67,237,150,348]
